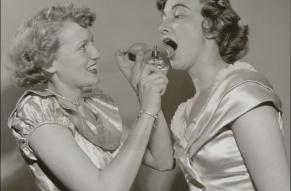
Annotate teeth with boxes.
[88,64,98,71]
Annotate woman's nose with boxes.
[89,45,100,60]
[158,19,170,35]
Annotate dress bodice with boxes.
[8,87,123,191]
[170,62,283,191]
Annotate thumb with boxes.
[115,49,125,64]
[132,50,144,73]
[135,50,144,65]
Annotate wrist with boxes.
[138,109,159,120]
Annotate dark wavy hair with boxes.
[8,5,96,87]
[156,0,249,64]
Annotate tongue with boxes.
[164,45,175,59]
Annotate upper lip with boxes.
[87,62,98,70]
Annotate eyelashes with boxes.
[78,34,94,51]
[80,44,87,50]
[79,41,89,51]
[173,11,188,19]
[174,14,186,19]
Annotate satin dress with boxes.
[8,88,123,191]
[170,62,283,191]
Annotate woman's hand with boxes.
[116,43,151,93]
[138,66,168,115]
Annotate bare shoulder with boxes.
[231,103,283,148]
[232,104,280,131]
[231,104,290,191]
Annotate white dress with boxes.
[170,62,283,191]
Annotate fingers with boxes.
[116,49,134,81]
[116,50,131,69]
[131,51,144,77]
[116,47,166,96]
[141,64,163,77]
[130,50,144,91]
[140,71,168,83]
[140,79,168,96]
[139,72,168,95]
[115,49,127,63]
[156,83,167,95]
[134,50,144,66]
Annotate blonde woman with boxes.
[8,5,172,191]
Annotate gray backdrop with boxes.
[1,0,290,191]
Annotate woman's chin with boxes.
[84,77,100,87]
[92,78,100,85]
[170,56,191,71]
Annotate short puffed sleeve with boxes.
[213,80,282,130]
[8,93,75,161]
[186,71,284,157]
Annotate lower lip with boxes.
[88,69,98,74]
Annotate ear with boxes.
[42,60,57,74]
[202,19,216,40]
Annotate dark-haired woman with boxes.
[118,0,290,190]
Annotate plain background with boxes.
[1,0,290,191]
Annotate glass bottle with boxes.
[146,45,169,75]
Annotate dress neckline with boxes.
[172,61,256,132]
[170,61,256,149]
[186,61,256,124]
[45,88,84,107]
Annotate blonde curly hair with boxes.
[9,5,96,87]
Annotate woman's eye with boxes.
[80,43,87,50]
[173,8,188,19]
[174,14,185,19]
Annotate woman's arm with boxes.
[116,50,174,171]
[232,104,290,191]
[28,72,167,191]
[142,111,174,171]
[123,113,175,171]
[29,111,156,191]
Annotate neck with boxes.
[46,80,83,102]
[188,42,228,90]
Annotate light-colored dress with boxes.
[171,62,283,191]
[8,88,123,191]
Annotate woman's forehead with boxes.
[58,21,90,45]
[164,0,200,10]
[164,0,201,12]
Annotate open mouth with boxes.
[87,64,98,74]
[162,38,178,59]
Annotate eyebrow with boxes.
[172,3,190,10]
[76,39,89,48]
